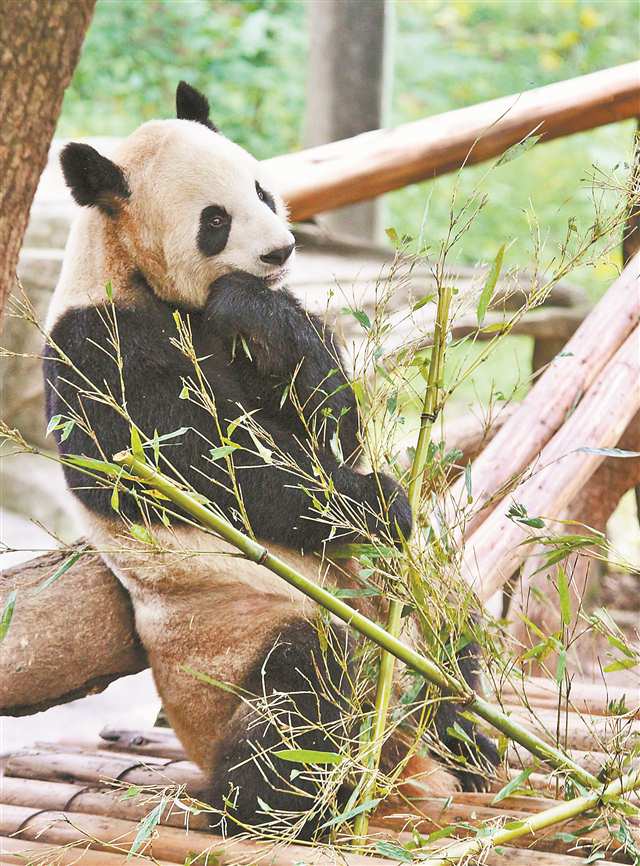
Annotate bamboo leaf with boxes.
[273,749,344,765]
[477,244,505,325]
[342,307,371,331]
[0,590,17,643]
[130,426,144,458]
[37,548,85,594]
[496,134,542,166]
[209,444,239,461]
[491,767,534,804]
[557,566,572,626]
[604,657,638,673]
[319,798,381,830]
[128,798,165,857]
[46,414,62,436]
[375,841,414,862]
[577,447,640,458]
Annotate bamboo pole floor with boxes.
[1,676,639,865]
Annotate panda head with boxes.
[60,82,295,309]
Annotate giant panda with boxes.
[43,82,497,839]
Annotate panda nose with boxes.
[260,242,295,266]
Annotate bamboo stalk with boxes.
[462,324,640,599]
[111,452,603,790]
[353,284,455,843]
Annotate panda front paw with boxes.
[363,472,412,542]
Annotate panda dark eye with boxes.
[198,205,232,257]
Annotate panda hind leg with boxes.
[432,641,500,792]
[208,619,355,841]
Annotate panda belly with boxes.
[79,510,349,776]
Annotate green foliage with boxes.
[59,0,307,158]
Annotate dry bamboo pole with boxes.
[462,324,640,599]
[445,251,640,540]
[0,837,180,865]
[1,835,619,866]
[376,806,633,857]
[2,750,205,790]
[0,776,209,831]
[500,676,640,717]
[0,805,397,866]
[267,63,640,221]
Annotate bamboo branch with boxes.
[111,451,603,790]
[353,286,454,842]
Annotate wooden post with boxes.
[304,0,390,241]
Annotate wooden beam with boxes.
[0,547,146,716]
[444,251,640,538]
[265,63,640,221]
[462,325,640,600]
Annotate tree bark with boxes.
[0,547,147,716]
[0,0,95,322]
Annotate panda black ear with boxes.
[60,143,130,216]
[176,81,218,132]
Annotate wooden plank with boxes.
[265,63,640,220]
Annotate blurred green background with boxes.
[57,0,638,403]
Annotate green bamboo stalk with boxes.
[414,767,640,864]
[112,450,603,793]
[352,284,454,844]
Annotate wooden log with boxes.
[0,836,179,865]
[498,676,640,718]
[445,251,640,539]
[266,63,640,221]
[0,547,147,716]
[462,324,640,599]
[508,411,640,664]
[0,804,632,866]
[3,749,205,791]
[0,805,397,866]
[0,776,209,831]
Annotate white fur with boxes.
[48,119,295,327]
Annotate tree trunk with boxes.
[0,0,95,321]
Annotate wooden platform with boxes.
[2,676,639,865]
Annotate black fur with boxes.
[256,181,277,214]
[198,205,232,256]
[417,642,499,791]
[209,619,354,840]
[60,143,130,216]
[176,80,219,132]
[43,274,410,550]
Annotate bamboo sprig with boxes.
[111,450,603,793]
[352,284,454,844]
[413,767,640,865]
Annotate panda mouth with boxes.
[263,267,288,286]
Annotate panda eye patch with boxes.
[255,181,276,214]
[198,205,232,257]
